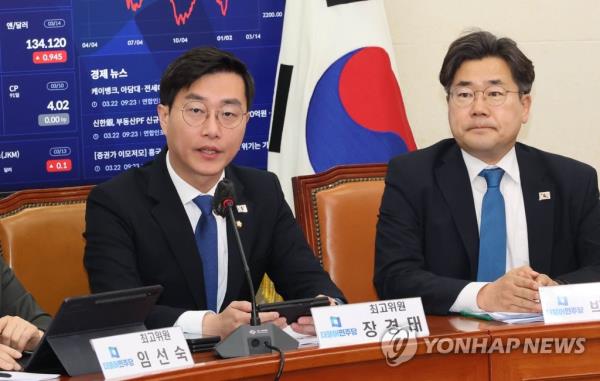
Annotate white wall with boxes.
[384,0,600,173]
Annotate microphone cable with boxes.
[264,342,285,381]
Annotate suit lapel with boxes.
[221,166,254,309]
[146,151,206,308]
[516,144,555,275]
[435,144,480,276]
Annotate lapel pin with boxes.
[236,204,248,213]
[538,191,551,201]
[236,220,243,229]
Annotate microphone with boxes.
[212,179,298,358]
[212,179,259,326]
[212,179,235,218]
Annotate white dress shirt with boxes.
[449,147,530,313]
[166,152,229,334]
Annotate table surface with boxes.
[63,315,600,381]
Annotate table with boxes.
[66,316,600,380]
[485,320,600,380]
[130,316,492,381]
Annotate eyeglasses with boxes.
[449,85,523,107]
[180,101,248,129]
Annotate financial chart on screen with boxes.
[0,0,284,192]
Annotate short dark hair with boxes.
[439,30,535,94]
[159,47,255,109]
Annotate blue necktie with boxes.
[477,168,506,282]
[193,195,218,312]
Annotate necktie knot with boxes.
[193,195,214,216]
[479,168,505,188]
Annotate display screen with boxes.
[0,0,284,192]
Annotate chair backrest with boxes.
[292,164,387,303]
[0,186,93,315]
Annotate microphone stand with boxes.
[214,197,298,358]
[225,202,260,326]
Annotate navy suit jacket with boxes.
[375,139,600,314]
[84,150,343,328]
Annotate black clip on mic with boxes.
[212,179,298,358]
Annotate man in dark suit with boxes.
[0,257,50,370]
[84,47,344,338]
[375,30,600,315]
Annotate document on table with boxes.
[0,372,59,381]
[462,311,544,324]
[283,326,319,347]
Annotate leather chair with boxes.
[0,186,93,315]
[292,163,387,303]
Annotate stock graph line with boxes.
[216,0,228,16]
[124,0,229,25]
[125,0,143,12]
[170,0,197,25]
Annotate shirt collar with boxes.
[461,146,520,185]
[165,151,225,205]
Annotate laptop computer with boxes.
[21,285,163,376]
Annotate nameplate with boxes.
[90,326,193,379]
[311,297,429,348]
[540,282,600,324]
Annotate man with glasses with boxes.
[84,47,344,338]
[375,31,600,315]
